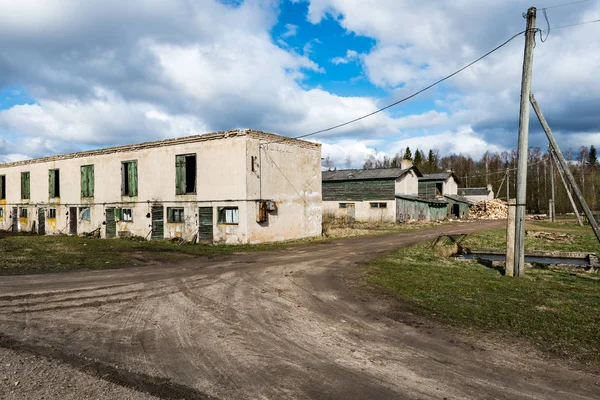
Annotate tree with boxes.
[413,149,422,167]
[344,155,352,169]
[323,155,334,171]
[391,152,402,168]
[363,154,376,169]
[403,146,412,161]
[588,145,597,168]
[426,149,439,173]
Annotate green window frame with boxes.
[115,207,133,222]
[49,169,60,198]
[339,203,347,209]
[121,160,138,197]
[21,172,30,199]
[0,175,5,200]
[370,202,387,209]
[48,208,57,219]
[0,207,4,219]
[20,208,28,218]
[175,154,197,195]
[81,165,95,198]
[218,207,239,225]
[167,207,185,223]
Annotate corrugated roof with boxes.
[419,172,461,184]
[444,194,475,205]
[0,129,319,168]
[395,194,448,205]
[458,187,490,196]
[322,167,421,182]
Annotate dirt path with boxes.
[0,221,598,399]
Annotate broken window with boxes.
[0,208,4,219]
[81,165,95,197]
[175,154,196,195]
[167,207,185,223]
[0,175,5,200]
[116,208,133,222]
[339,203,347,209]
[436,182,443,196]
[218,207,238,225]
[49,169,60,198]
[121,161,138,196]
[370,202,387,209]
[21,172,30,199]
[20,208,28,218]
[49,208,57,219]
[79,207,91,222]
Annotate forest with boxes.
[323,145,599,214]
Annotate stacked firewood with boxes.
[469,199,508,220]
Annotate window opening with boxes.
[218,207,239,225]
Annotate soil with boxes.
[1,220,599,399]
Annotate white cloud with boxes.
[282,23,298,38]
[331,49,359,65]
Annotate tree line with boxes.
[323,145,600,214]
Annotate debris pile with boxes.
[526,231,574,242]
[469,199,508,220]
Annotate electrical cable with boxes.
[547,18,600,29]
[261,30,528,146]
[540,0,591,10]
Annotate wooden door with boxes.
[198,207,213,244]
[105,208,116,238]
[11,207,17,232]
[151,205,164,240]
[38,208,45,235]
[69,207,77,235]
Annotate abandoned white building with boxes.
[0,129,322,244]
[322,164,423,222]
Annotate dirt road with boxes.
[0,221,598,399]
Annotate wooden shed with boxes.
[395,195,448,222]
[443,194,474,219]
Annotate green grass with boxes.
[364,222,600,366]
[0,231,327,275]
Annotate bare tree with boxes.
[344,155,352,169]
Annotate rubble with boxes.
[469,199,508,220]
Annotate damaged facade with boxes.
[0,129,322,244]
[458,184,494,203]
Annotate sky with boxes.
[0,0,599,167]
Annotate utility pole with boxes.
[550,151,555,222]
[530,93,600,244]
[514,7,537,277]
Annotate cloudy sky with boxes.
[1,0,599,167]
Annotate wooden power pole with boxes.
[514,7,537,277]
[530,94,600,244]
[550,151,556,222]
[550,149,583,226]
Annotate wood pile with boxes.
[526,231,574,242]
[469,199,508,220]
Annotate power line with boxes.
[261,30,527,146]
[548,18,600,29]
[541,0,592,10]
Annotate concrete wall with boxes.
[395,170,418,195]
[323,200,396,222]
[246,138,322,243]
[0,133,322,244]
[443,177,458,196]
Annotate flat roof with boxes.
[0,129,320,168]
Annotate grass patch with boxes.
[0,231,328,275]
[364,222,600,366]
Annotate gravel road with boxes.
[1,221,598,399]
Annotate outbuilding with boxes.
[322,164,422,222]
[395,195,448,222]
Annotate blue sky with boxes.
[0,0,599,166]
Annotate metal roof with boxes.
[444,194,475,205]
[419,172,461,184]
[322,166,422,182]
[457,187,490,196]
[395,194,448,205]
